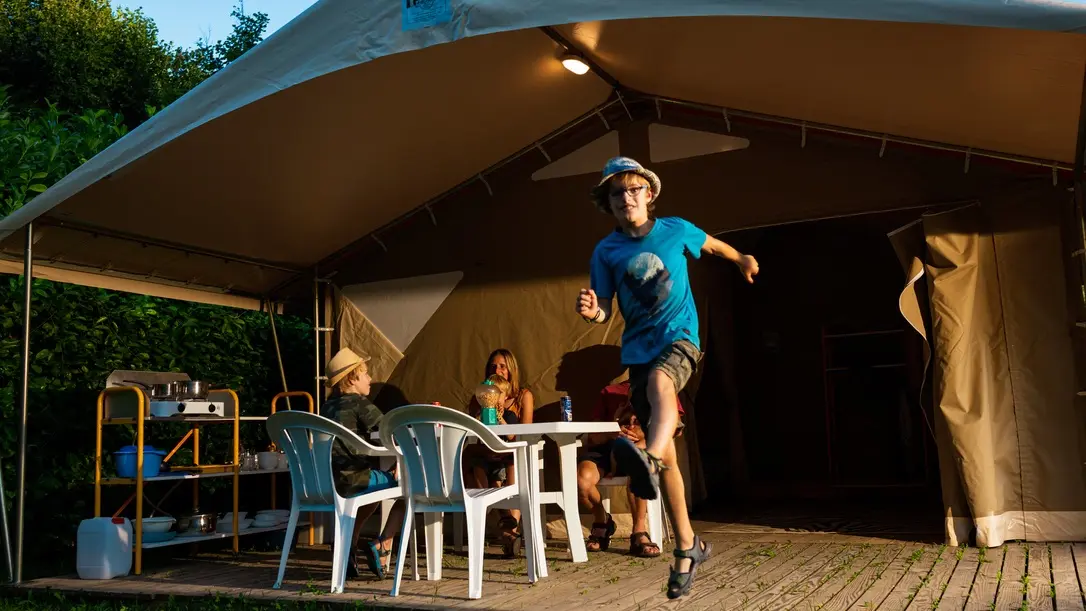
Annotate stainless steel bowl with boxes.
[177,512,217,535]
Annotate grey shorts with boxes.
[628,339,700,437]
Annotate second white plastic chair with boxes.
[379,404,539,600]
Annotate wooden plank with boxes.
[580,536,755,610]
[746,544,847,610]
[878,545,944,611]
[774,544,868,610]
[1027,543,1055,611]
[712,542,829,609]
[611,538,768,611]
[909,542,959,611]
[639,541,810,611]
[964,545,1005,611]
[938,546,981,610]
[497,547,666,610]
[1052,543,1085,611]
[994,543,1028,611]
[846,543,926,610]
[819,544,903,611]
[475,548,633,610]
[790,544,883,611]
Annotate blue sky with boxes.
[115,0,319,47]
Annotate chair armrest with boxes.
[337,427,398,457]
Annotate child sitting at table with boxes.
[464,372,523,557]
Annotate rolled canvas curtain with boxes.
[889,199,1086,546]
[334,287,405,386]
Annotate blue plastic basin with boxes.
[113,445,166,478]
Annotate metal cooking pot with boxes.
[121,380,179,400]
[174,380,218,400]
[176,512,217,535]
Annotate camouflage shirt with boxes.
[321,391,384,494]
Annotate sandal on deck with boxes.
[363,538,392,579]
[497,515,522,559]
[586,514,617,552]
[667,535,713,599]
[612,437,667,501]
[629,532,661,558]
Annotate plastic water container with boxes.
[76,517,132,579]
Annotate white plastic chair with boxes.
[378,404,539,600]
[266,410,413,594]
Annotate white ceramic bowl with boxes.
[217,517,255,532]
[276,453,288,469]
[257,451,279,470]
[142,516,176,533]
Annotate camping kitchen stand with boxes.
[94,386,316,575]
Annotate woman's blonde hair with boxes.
[485,348,522,398]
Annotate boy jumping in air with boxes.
[575,156,759,599]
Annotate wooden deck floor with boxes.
[20,520,1086,610]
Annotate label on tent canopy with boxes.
[402,0,451,30]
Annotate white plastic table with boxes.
[487,422,619,577]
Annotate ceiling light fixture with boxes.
[560,52,590,75]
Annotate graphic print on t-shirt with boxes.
[622,252,673,314]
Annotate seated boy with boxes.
[321,348,404,579]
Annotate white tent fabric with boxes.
[0,0,1083,302]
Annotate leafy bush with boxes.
[0,277,314,578]
[0,85,128,216]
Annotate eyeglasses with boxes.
[610,185,648,199]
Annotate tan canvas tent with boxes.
[3,0,1086,581]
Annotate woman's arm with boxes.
[519,389,535,424]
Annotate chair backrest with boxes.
[378,404,516,505]
[266,410,390,506]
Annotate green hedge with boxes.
[0,277,314,578]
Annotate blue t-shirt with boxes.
[589,216,708,366]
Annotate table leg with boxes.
[379,456,396,534]
[554,437,587,563]
[527,439,548,577]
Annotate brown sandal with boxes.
[629,531,661,557]
[497,515,521,559]
[586,514,616,552]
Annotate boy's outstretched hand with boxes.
[737,254,759,283]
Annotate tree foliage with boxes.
[0,1,313,578]
[0,0,269,125]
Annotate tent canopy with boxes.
[0,0,1084,303]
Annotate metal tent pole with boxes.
[313,273,322,413]
[267,305,293,411]
[0,455,12,583]
[14,222,32,584]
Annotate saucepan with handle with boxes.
[120,379,180,400]
[173,381,229,400]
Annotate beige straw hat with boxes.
[326,348,370,387]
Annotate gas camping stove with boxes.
[149,400,226,418]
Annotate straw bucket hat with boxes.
[326,348,370,387]
[590,156,662,209]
